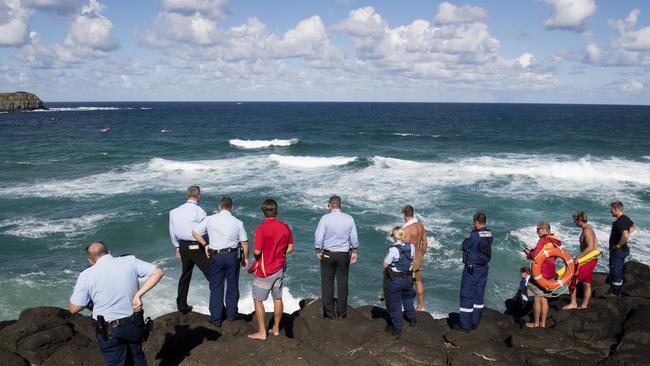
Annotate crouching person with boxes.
[505,267,532,328]
[383,227,417,338]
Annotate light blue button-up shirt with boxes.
[315,209,359,252]
[193,210,248,250]
[69,254,156,321]
[169,200,206,247]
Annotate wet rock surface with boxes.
[1,261,649,365]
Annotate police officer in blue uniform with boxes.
[458,212,492,332]
[383,227,417,338]
[69,242,165,366]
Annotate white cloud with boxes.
[544,0,596,32]
[433,2,488,25]
[622,80,644,93]
[161,0,228,19]
[274,16,342,61]
[517,53,534,68]
[0,0,31,47]
[612,9,650,51]
[64,0,116,51]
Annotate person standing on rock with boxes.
[563,211,599,309]
[315,195,359,319]
[401,204,429,311]
[457,212,492,332]
[169,185,210,314]
[192,196,249,327]
[69,242,165,366]
[248,198,294,340]
[608,201,636,297]
[523,221,561,328]
[383,226,417,338]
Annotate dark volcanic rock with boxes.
[0,91,46,111]
[2,263,650,365]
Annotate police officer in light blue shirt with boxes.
[69,242,165,366]
[169,185,210,313]
[457,212,492,333]
[192,196,249,327]
[383,226,417,338]
[314,195,359,319]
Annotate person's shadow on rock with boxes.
[156,325,220,366]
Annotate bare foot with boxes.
[416,306,425,312]
[562,303,578,310]
[525,322,539,328]
[269,328,280,336]
[247,332,267,341]
[578,305,588,310]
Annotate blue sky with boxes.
[1,0,649,103]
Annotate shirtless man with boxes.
[563,211,598,310]
[401,205,429,311]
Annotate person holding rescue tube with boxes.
[523,221,561,328]
[608,201,636,297]
[563,211,599,310]
[457,212,492,333]
[383,226,417,338]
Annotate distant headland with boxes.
[0,92,47,112]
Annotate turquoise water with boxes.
[1,102,649,320]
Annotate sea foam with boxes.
[0,214,112,239]
[229,138,299,149]
[269,154,357,168]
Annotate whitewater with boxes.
[1,101,649,321]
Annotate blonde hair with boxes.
[391,226,405,241]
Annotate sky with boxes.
[1,0,649,104]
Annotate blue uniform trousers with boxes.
[386,275,416,333]
[96,322,146,366]
[459,265,489,330]
[209,251,240,324]
[609,247,629,295]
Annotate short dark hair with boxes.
[220,196,233,210]
[261,198,278,218]
[328,195,341,208]
[186,185,200,198]
[473,212,487,225]
[401,204,414,217]
[520,266,530,274]
[572,211,588,223]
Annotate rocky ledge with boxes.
[0,92,46,112]
[1,261,649,366]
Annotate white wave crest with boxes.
[230,138,299,149]
[0,214,112,239]
[392,133,421,137]
[269,154,357,168]
[31,107,131,112]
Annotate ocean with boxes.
[1,102,649,321]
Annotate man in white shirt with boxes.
[169,185,209,313]
[192,196,249,327]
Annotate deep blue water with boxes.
[1,102,649,320]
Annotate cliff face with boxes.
[0,92,46,112]
[1,262,649,365]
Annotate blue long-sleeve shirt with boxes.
[315,209,359,252]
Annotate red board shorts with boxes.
[570,259,598,291]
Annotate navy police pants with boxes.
[96,322,146,366]
[459,264,489,331]
[209,251,240,324]
[386,275,416,333]
[609,247,629,295]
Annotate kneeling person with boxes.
[384,227,417,338]
[248,199,294,340]
[68,242,165,366]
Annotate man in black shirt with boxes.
[608,201,636,296]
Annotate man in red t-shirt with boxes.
[248,198,294,341]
